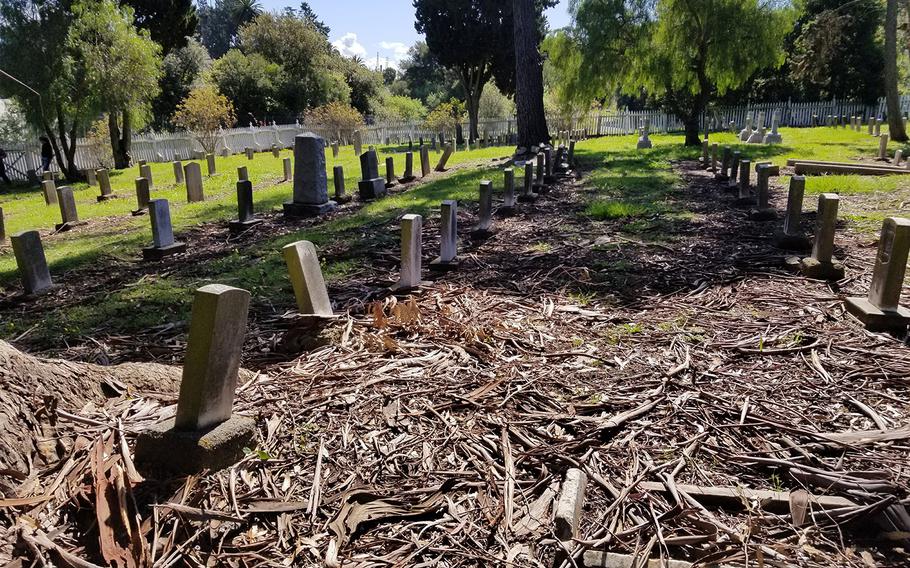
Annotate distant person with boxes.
[40,136,53,172]
[0,147,9,184]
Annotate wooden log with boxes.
[792,162,910,176]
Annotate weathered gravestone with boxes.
[392,214,424,291]
[11,231,53,295]
[874,118,882,137]
[173,161,184,184]
[400,152,416,183]
[353,130,363,156]
[237,166,249,181]
[700,140,709,166]
[568,140,576,167]
[185,162,204,202]
[135,284,256,474]
[774,176,811,250]
[96,171,116,201]
[846,217,910,331]
[710,143,718,173]
[221,147,230,157]
[42,171,53,182]
[41,180,57,206]
[727,152,741,189]
[500,168,516,215]
[331,141,339,158]
[229,180,263,235]
[544,147,555,182]
[519,161,537,203]
[385,156,397,188]
[790,193,845,280]
[283,157,292,182]
[878,134,890,160]
[85,168,97,186]
[143,199,187,260]
[285,134,337,217]
[245,147,254,160]
[419,145,430,177]
[636,119,652,149]
[739,112,753,141]
[471,181,494,238]
[55,186,82,231]
[282,240,333,316]
[534,152,546,192]
[435,144,453,172]
[271,145,280,158]
[747,112,766,144]
[895,149,904,166]
[0,207,4,242]
[139,164,154,190]
[132,177,151,216]
[358,149,387,200]
[736,160,752,205]
[430,200,459,272]
[333,165,351,203]
[206,153,217,176]
[717,146,732,181]
[751,163,780,220]
[868,118,875,135]
[764,110,783,144]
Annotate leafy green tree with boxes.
[305,101,363,142]
[378,95,427,122]
[398,41,460,104]
[383,67,397,86]
[0,0,82,179]
[197,0,236,57]
[66,0,162,168]
[296,1,329,35]
[339,58,385,117]
[172,84,235,152]
[414,0,554,140]
[210,49,283,124]
[122,0,197,55]
[553,0,791,146]
[239,12,350,118]
[151,37,211,130]
[478,83,514,120]
[789,0,884,103]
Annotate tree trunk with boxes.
[52,105,83,182]
[109,111,132,169]
[513,0,549,152]
[886,0,908,141]
[0,340,183,474]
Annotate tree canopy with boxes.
[547,0,792,145]
[122,0,197,55]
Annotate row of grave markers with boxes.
[701,144,910,333]
[131,135,575,474]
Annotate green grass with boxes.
[3,126,909,346]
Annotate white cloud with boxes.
[379,41,409,68]
[332,32,367,59]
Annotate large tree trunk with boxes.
[513,0,549,152]
[0,340,182,475]
[109,111,132,169]
[51,105,83,182]
[886,0,908,141]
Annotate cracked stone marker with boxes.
[555,468,587,540]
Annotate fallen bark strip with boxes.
[636,481,855,513]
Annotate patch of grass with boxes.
[586,200,655,220]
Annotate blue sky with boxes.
[258,0,572,69]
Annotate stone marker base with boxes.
[135,415,256,475]
[764,134,782,144]
[229,218,264,235]
[792,256,845,280]
[517,193,538,203]
[358,178,387,201]
[54,221,88,232]
[845,297,910,332]
[750,208,777,221]
[131,208,148,217]
[429,257,460,272]
[142,241,187,261]
[96,194,117,202]
[283,200,337,218]
[774,231,811,251]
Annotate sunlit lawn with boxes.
[3,126,910,345]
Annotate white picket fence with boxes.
[7,95,910,182]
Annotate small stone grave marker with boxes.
[358,149,387,200]
[471,180,494,238]
[229,180,262,235]
[11,230,53,295]
[282,240,333,316]
[185,162,204,202]
[143,199,187,260]
[132,177,151,216]
[392,214,424,291]
[430,200,459,272]
[846,217,910,331]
